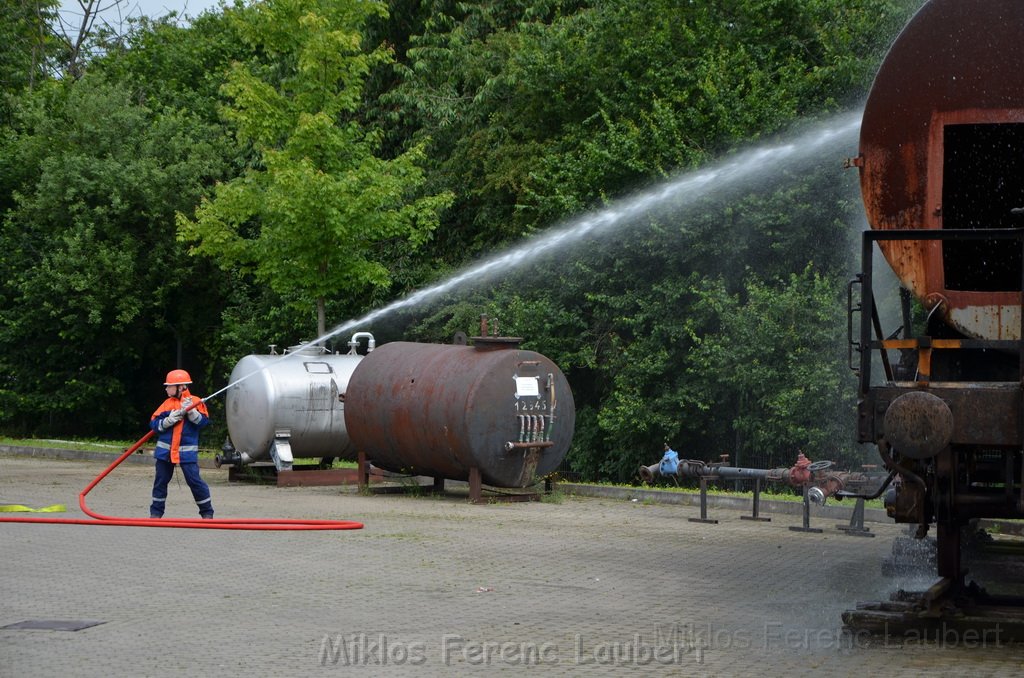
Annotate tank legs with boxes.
[469,467,483,504]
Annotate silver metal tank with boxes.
[224,336,371,469]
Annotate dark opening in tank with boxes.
[942,122,1024,291]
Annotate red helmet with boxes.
[164,369,192,386]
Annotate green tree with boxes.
[384,0,915,262]
[0,0,60,96]
[92,7,248,121]
[0,76,233,435]
[177,0,453,339]
[682,268,857,470]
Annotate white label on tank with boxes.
[515,376,540,397]
[304,361,333,374]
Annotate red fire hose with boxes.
[1,417,364,531]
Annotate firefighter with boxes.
[149,369,214,519]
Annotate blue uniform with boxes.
[150,393,209,463]
[148,390,213,518]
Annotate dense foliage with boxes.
[0,0,921,478]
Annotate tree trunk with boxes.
[317,296,326,340]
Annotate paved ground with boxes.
[1,454,1023,677]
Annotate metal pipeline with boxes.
[836,470,897,501]
[876,439,927,490]
[0,399,364,531]
[347,332,376,354]
[798,472,847,505]
[638,463,661,483]
[639,450,890,506]
[546,373,557,440]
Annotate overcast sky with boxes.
[58,0,226,33]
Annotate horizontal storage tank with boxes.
[344,337,575,488]
[225,341,367,469]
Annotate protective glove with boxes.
[162,408,183,430]
[180,396,203,424]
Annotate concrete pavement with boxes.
[2,454,1023,677]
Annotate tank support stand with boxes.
[358,455,545,503]
[468,467,546,504]
[357,451,370,491]
[469,467,482,503]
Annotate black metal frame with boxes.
[852,228,1024,395]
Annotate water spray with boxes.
[313,111,863,347]
[203,110,864,405]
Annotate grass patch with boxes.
[541,487,565,504]
[0,436,136,453]
[0,436,357,467]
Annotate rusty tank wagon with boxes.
[847,0,1024,633]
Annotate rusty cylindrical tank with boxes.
[344,338,575,488]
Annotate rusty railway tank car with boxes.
[221,325,574,489]
[852,0,1024,598]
